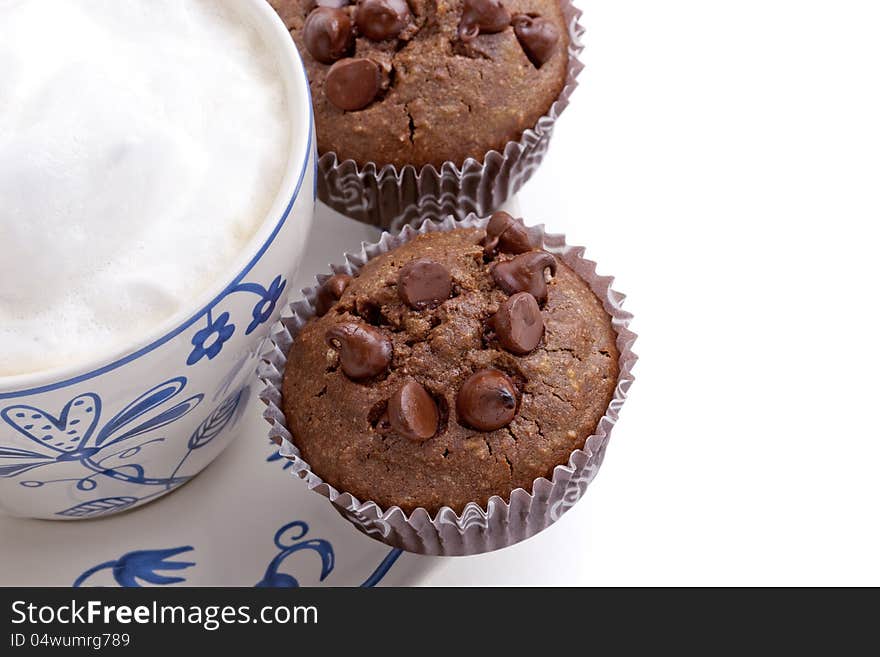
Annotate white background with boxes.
[385,0,880,585]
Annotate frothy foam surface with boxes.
[0,0,290,377]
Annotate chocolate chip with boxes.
[325,321,392,380]
[456,369,518,431]
[491,251,557,303]
[388,380,439,442]
[324,58,381,111]
[492,292,544,354]
[458,0,511,42]
[397,259,452,310]
[356,0,411,41]
[512,14,560,67]
[482,211,535,255]
[315,274,352,316]
[303,8,354,64]
[304,0,351,11]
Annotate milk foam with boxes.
[0,0,290,377]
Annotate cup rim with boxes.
[0,0,313,398]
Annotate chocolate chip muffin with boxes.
[269,0,570,168]
[281,213,619,514]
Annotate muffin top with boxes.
[281,216,619,514]
[269,0,570,168]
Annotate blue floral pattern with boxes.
[0,378,202,494]
[187,311,235,366]
[246,275,286,335]
[185,273,286,367]
[72,520,402,588]
[70,433,405,588]
[255,521,334,587]
[74,547,195,588]
[0,377,249,518]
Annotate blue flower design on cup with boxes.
[184,274,286,367]
[187,311,235,366]
[24,384,247,519]
[163,385,248,486]
[245,275,286,335]
[0,377,202,494]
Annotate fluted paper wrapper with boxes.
[259,215,637,555]
[317,0,586,231]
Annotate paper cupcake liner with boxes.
[316,0,586,231]
[259,214,637,556]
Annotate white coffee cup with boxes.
[0,0,315,520]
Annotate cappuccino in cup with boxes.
[0,0,290,376]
